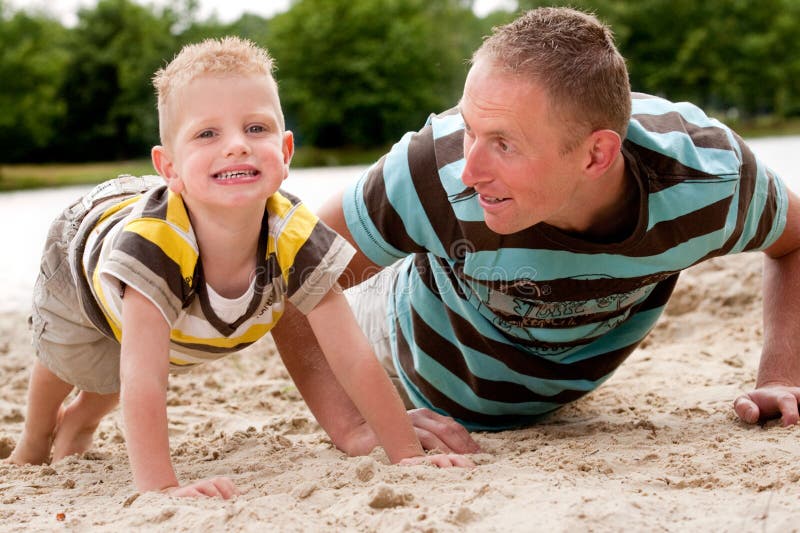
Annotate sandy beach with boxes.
[1,250,799,532]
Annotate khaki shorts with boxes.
[344,264,413,408]
[30,175,162,394]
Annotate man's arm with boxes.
[735,187,800,425]
[271,188,480,454]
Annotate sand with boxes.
[1,252,799,532]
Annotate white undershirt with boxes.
[205,279,256,323]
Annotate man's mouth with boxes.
[213,169,259,180]
[480,195,509,204]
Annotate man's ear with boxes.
[584,129,622,179]
[151,145,183,194]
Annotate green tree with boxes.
[517,0,800,120]
[51,0,178,161]
[0,4,70,162]
[267,0,485,148]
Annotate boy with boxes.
[7,37,471,498]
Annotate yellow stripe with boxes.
[266,193,318,282]
[170,311,283,348]
[124,218,198,282]
[94,196,141,227]
[91,269,123,341]
[165,190,191,232]
[168,358,196,367]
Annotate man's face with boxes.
[459,58,587,235]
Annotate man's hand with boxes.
[339,408,481,456]
[163,477,239,499]
[399,453,475,468]
[734,384,800,426]
[407,408,481,453]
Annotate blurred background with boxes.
[1,0,799,189]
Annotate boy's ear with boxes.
[151,145,183,193]
[282,131,295,174]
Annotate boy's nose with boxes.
[225,135,251,157]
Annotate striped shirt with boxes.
[342,93,788,430]
[73,183,354,371]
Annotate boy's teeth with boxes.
[215,170,257,180]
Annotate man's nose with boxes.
[461,139,488,187]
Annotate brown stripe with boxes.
[394,321,557,427]
[632,112,735,151]
[716,132,759,256]
[625,142,721,194]
[413,254,666,376]
[361,155,422,254]
[406,127,462,256]
[744,168,781,251]
[433,128,464,169]
[140,186,169,219]
[289,220,337,294]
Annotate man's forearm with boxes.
[758,249,800,386]
[271,302,371,453]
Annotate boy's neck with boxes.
[188,202,263,299]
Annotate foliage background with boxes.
[1,0,799,165]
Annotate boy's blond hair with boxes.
[153,36,284,145]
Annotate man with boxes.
[270,7,800,455]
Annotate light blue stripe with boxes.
[558,305,665,364]
[632,97,724,129]
[628,124,740,175]
[343,171,408,266]
[395,315,563,416]
[382,133,448,258]
[730,161,788,253]
[464,231,727,280]
[647,180,736,231]
[430,111,465,139]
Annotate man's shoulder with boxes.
[626,93,743,177]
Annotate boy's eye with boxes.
[198,130,215,139]
[247,124,267,134]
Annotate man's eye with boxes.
[498,141,510,152]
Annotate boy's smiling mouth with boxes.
[213,169,260,180]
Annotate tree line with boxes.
[2,0,799,164]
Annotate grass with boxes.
[0,145,390,192]
[0,160,155,192]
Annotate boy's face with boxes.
[152,74,293,212]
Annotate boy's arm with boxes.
[271,190,479,455]
[304,286,472,466]
[735,188,800,425]
[120,286,237,497]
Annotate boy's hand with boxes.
[163,477,239,499]
[398,453,475,468]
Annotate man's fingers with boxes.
[409,408,481,453]
[414,428,452,453]
[398,453,475,468]
[734,395,760,424]
[776,393,800,426]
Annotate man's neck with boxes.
[568,153,639,243]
